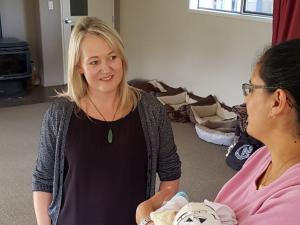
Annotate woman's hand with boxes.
[136,188,174,224]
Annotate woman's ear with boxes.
[76,64,84,75]
[270,89,290,117]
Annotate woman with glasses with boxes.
[215,39,300,224]
[137,39,300,225]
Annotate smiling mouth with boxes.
[99,75,113,81]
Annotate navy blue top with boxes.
[57,108,147,225]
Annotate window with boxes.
[244,0,273,16]
[189,0,273,17]
[197,0,242,13]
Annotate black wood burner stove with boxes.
[0,37,32,97]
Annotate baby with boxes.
[150,192,237,225]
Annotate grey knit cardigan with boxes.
[32,92,181,225]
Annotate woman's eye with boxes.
[89,61,98,65]
[110,55,117,60]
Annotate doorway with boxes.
[60,0,114,83]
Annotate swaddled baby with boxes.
[150,192,237,225]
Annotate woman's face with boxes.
[246,66,273,140]
[77,33,123,96]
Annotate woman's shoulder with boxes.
[250,146,269,159]
[242,146,269,169]
[137,91,167,125]
[139,91,164,110]
[44,97,74,119]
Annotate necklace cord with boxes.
[87,94,120,123]
[87,94,121,144]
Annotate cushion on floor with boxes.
[195,123,236,146]
[128,79,161,93]
[191,102,237,146]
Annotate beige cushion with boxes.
[201,119,237,132]
[169,102,188,111]
[190,104,218,118]
[216,102,236,120]
[186,94,198,104]
[157,91,188,106]
[147,79,168,92]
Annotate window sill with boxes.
[187,8,272,24]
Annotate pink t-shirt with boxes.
[215,146,300,225]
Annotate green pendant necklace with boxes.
[88,95,120,144]
[107,128,113,143]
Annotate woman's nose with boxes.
[99,60,111,74]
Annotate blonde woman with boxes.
[32,16,181,225]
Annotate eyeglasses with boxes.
[242,83,278,96]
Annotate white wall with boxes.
[120,0,272,106]
[0,0,27,38]
[37,0,64,86]
[1,0,118,87]
[0,0,39,66]
[0,0,64,86]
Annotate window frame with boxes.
[188,0,273,23]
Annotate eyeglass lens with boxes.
[242,84,250,96]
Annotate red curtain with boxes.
[272,0,300,45]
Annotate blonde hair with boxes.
[59,16,140,113]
